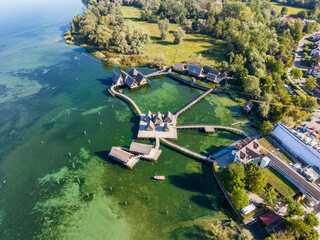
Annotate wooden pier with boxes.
[175,88,213,118]
[160,138,213,163]
[109,85,142,116]
[176,125,249,137]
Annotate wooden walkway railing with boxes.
[176,125,249,137]
[145,69,169,78]
[175,88,212,118]
[109,85,142,116]
[160,138,213,163]
[155,138,160,150]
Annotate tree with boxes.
[281,7,288,16]
[262,186,278,208]
[243,76,261,99]
[238,229,254,240]
[281,116,295,127]
[305,96,317,109]
[261,121,273,136]
[305,22,319,34]
[305,213,319,227]
[152,53,167,68]
[231,189,249,210]
[181,19,193,33]
[286,197,304,216]
[290,68,303,79]
[273,59,284,75]
[158,18,170,40]
[288,218,319,240]
[220,163,246,192]
[129,28,150,54]
[173,27,185,44]
[305,76,317,90]
[245,162,267,193]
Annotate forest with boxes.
[66,0,320,133]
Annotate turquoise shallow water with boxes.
[0,1,255,239]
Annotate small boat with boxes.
[153,176,165,180]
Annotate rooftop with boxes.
[130,142,153,155]
[259,211,281,226]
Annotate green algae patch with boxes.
[34,148,132,240]
[81,106,107,116]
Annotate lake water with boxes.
[0,1,255,239]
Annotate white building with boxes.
[272,123,320,168]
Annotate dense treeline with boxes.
[65,0,149,54]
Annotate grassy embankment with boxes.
[119,6,228,67]
[262,167,298,197]
[258,137,293,164]
[270,2,309,16]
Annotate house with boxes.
[136,72,148,86]
[164,122,170,132]
[188,65,203,77]
[203,65,220,75]
[173,64,186,72]
[146,120,155,131]
[128,68,139,78]
[109,147,140,169]
[153,112,163,125]
[233,138,263,165]
[124,75,139,89]
[144,110,153,122]
[129,142,153,155]
[163,111,174,123]
[112,70,123,85]
[243,101,253,113]
[258,211,284,234]
[206,73,218,82]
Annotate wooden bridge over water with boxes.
[175,88,213,118]
[160,138,213,163]
[176,125,249,137]
[109,85,142,116]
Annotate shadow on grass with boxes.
[190,194,218,211]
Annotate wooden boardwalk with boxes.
[145,69,169,78]
[176,125,249,137]
[160,138,213,163]
[109,85,142,116]
[175,88,213,118]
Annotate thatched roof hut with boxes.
[125,75,139,89]
[109,147,140,168]
[153,112,163,125]
[128,68,139,78]
[163,111,173,123]
[188,65,203,77]
[144,110,153,122]
[112,70,123,85]
[130,142,153,155]
[146,120,155,131]
[136,72,148,86]
[164,122,170,132]
[203,65,220,75]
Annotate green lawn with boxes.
[270,2,308,16]
[121,6,228,67]
[258,137,293,164]
[262,167,298,197]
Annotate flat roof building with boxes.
[272,123,320,168]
